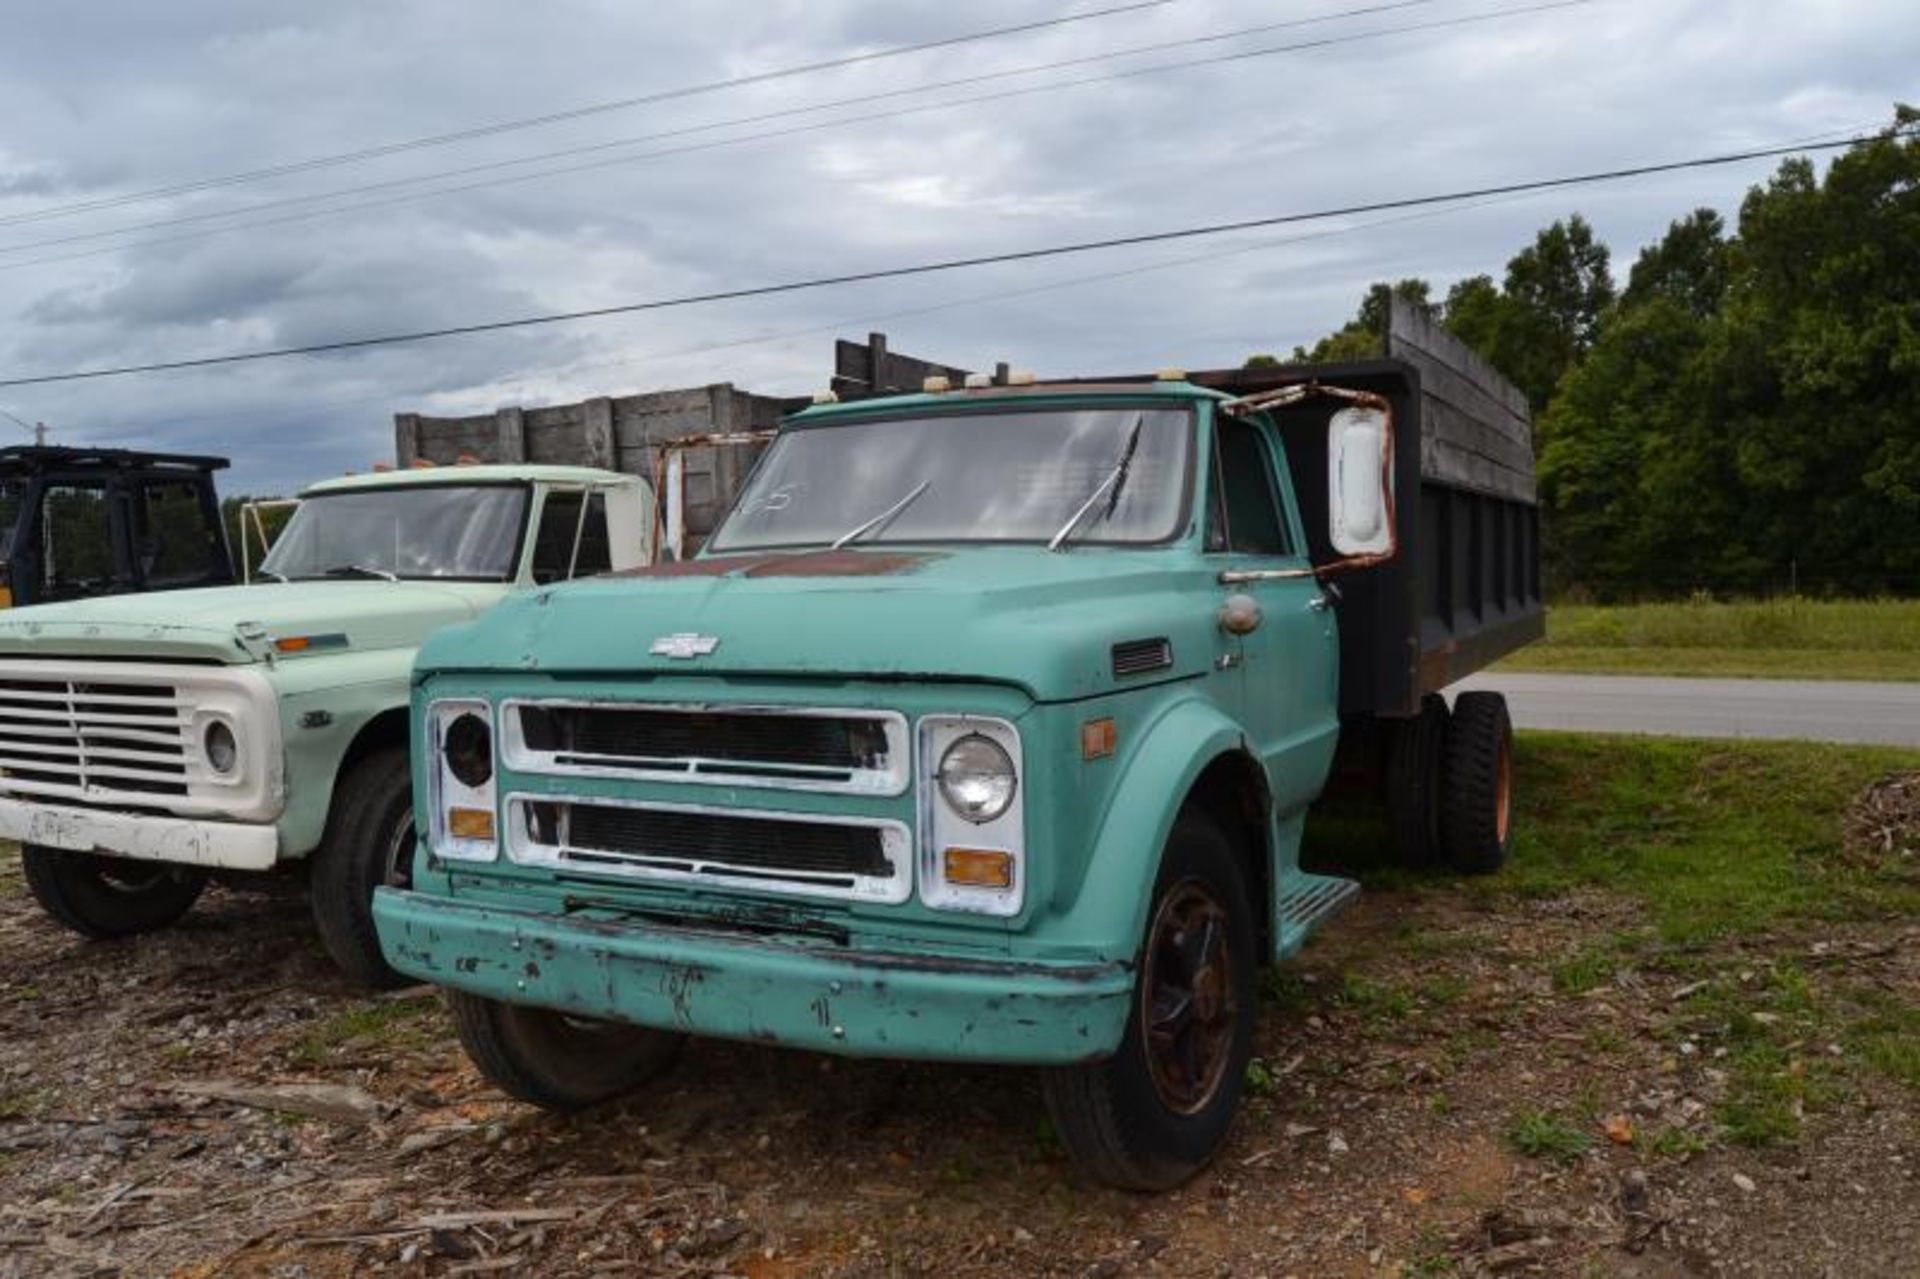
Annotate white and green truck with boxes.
[0,463,653,985]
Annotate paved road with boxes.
[1451,672,1920,747]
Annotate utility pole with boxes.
[0,406,48,446]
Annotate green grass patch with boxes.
[1504,1109,1592,1162]
[1480,734,1920,945]
[1496,598,1920,681]
[288,998,440,1067]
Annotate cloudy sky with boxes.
[0,0,1912,496]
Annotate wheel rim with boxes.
[1141,879,1238,1116]
[382,813,417,890]
[1494,731,1513,843]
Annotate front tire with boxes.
[311,746,416,988]
[446,991,684,1111]
[21,846,208,938]
[1042,810,1257,1191]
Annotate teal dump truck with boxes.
[0,463,653,986]
[374,302,1543,1188]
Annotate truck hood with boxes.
[419,547,1229,702]
[0,580,505,664]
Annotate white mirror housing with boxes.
[1328,406,1392,556]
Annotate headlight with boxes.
[442,711,493,788]
[937,733,1016,823]
[430,700,497,862]
[203,721,238,775]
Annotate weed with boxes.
[288,999,438,1066]
[1504,1109,1592,1162]
[1647,1126,1710,1158]
[1244,1059,1279,1098]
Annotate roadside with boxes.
[2,734,1919,1277]
[1454,672,1920,747]
[1494,599,1920,682]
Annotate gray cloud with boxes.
[0,0,1913,494]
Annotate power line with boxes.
[0,0,1570,277]
[0,0,1179,231]
[7,130,1905,391]
[0,0,1453,260]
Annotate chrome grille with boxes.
[0,677,189,801]
[504,701,909,795]
[511,796,911,903]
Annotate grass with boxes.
[1474,734,1920,945]
[1495,598,1920,681]
[287,998,440,1067]
[1504,1109,1592,1162]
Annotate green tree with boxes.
[1493,215,1616,409]
[1282,279,1434,363]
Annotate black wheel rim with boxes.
[1141,879,1238,1116]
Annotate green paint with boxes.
[382,385,1359,1065]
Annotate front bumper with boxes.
[373,887,1134,1065]
[0,797,279,870]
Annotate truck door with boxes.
[1205,413,1339,813]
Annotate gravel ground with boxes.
[2,850,1917,1278]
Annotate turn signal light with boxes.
[448,806,496,841]
[944,847,1013,889]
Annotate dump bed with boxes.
[1113,298,1545,718]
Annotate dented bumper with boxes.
[372,887,1134,1065]
[0,797,279,870]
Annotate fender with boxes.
[271,647,420,857]
[1058,692,1258,961]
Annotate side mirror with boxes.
[1327,406,1392,556]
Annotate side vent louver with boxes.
[1111,637,1174,678]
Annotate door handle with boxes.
[1307,594,1332,613]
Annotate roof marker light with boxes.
[811,390,840,405]
[964,372,993,389]
[922,375,952,393]
[1008,370,1038,385]
[1156,368,1187,382]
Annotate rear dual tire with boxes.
[1381,691,1514,874]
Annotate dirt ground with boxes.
[3,830,1918,1277]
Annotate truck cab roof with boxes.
[301,464,638,496]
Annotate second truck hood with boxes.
[0,580,504,664]
[420,546,1228,702]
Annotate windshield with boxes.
[709,406,1191,552]
[259,484,528,581]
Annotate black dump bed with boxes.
[1112,298,1545,719]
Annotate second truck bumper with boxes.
[0,797,278,870]
[373,887,1134,1065]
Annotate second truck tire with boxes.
[310,745,417,988]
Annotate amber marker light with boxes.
[1081,717,1117,760]
[944,847,1013,890]
[448,807,496,842]
[273,632,348,653]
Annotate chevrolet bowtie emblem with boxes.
[650,633,721,659]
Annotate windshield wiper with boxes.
[257,569,288,583]
[1048,414,1144,552]
[318,563,398,581]
[830,479,931,549]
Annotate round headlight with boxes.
[443,712,493,789]
[203,721,238,775]
[937,733,1016,823]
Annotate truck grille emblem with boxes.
[650,633,721,659]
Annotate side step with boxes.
[1276,872,1360,959]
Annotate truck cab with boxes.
[0,464,653,985]
[375,356,1536,1187]
[0,446,233,608]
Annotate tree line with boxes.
[1257,108,1918,600]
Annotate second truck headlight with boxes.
[937,733,1016,823]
